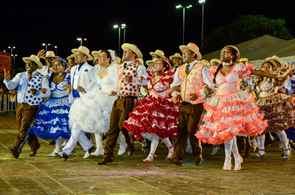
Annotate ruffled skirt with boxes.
[69,86,117,133]
[255,93,295,133]
[196,91,267,145]
[30,97,71,140]
[123,95,178,140]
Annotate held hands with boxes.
[77,85,85,93]
[189,93,198,101]
[63,84,71,89]
[109,91,118,96]
[173,95,180,104]
[40,88,47,94]
[31,88,37,95]
[123,75,132,83]
[137,76,143,83]
[3,69,10,80]
[204,85,213,95]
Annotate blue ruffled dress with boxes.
[30,73,71,140]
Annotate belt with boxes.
[117,96,137,99]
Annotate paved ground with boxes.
[0,113,295,195]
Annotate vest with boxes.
[117,62,140,96]
[178,62,206,104]
[23,72,44,106]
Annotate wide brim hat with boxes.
[155,58,172,70]
[71,46,93,61]
[201,59,210,68]
[179,43,202,61]
[91,50,102,57]
[222,45,241,61]
[66,54,75,61]
[150,49,165,58]
[41,51,58,59]
[210,59,222,66]
[264,56,287,70]
[146,58,157,67]
[23,55,43,69]
[169,53,183,61]
[121,43,143,59]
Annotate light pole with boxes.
[114,24,124,57]
[11,54,17,67]
[77,38,87,46]
[176,5,192,44]
[55,46,58,55]
[121,24,126,43]
[42,43,51,51]
[8,46,16,54]
[199,0,205,47]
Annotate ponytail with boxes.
[213,64,223,84]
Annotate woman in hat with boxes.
[123,58,177,163]
[195,46,293,170]
[30,57,71,156]
[69,49,127,156]
[252,57,295,161]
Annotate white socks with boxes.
[257,135,265,155]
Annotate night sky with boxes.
[1,0,295,68]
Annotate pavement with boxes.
[0,112,295,195]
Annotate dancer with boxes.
[98,43,148,165]
[69,49,127,156]
[253,56,295,161]
[56,46,96,161]
[166,43,214,166]
[29,57,71,157]
[196,45,291,170]
[123,58,177,163]
[3,55,50,158]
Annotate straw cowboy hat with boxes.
[169,53,183,61]
[150,49,165,58]
[222,45,241,61]
[23,55,43,69]
[201,59,210,68]
[66,54,75,61]
[264,55,287,70]
[146,58,157,67]
[91,50,102,57]
[155,58,172,70]
[136,58,144,65]
[41,51,58,59]
[210,59,222,66]
[179,43,202,61]
[71,46,93,61]
[121,43,143,59]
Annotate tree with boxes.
[202,15,294,54]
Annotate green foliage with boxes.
[202,15,294,54]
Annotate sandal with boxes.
[234,154,243,171]
[143,153,157,164]
[252,149,265,159]
[223,157,232,170]
[282,147,292,162]
[167,146,174,159]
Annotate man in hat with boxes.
[37,49,58,76]
[150,49,166,59]
[3,55,51,158]
[92,50,101,66]
[167,43,214,166]
[98,43,148,165]
[66,54,76,72]
[56,46,96,161]
[169,53,184,71]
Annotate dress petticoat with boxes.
[196,63,267,145]
[30,73,71,140]
[68,64,118,134]
[123,70,178,140]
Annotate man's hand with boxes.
[3,69,10,80]
[137,76,143,83]
[189,93,198,101]
[40,88,47,94]
[169,85,181,94]
[37,49,46,59]
[110,91,118,96]
[77,85,85,93]
[204,85,213,95]
[63,84,71,89]
[123,76,132,83]
[173,95,179,104]
[31,88,37,95]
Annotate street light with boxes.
[114,23,126,57]
[55,46,58,55]
[176,4,193,44]
[199,0,205,47]
[42,43,51,51]
[11,54,17,67]
[77,38,87,46]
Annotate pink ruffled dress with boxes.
[123,70,178,140]
[195,63,267,145]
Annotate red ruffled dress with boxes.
[123,70,178,140]
[195,63,267,145]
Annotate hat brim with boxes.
[179,46,202,61]
[41,56,58,59]
[155,58,172,70]
[71,49,93,61]
[146,60,155,67]
[264,57,287,70]
[22,57,43,69]
[149,52,165,58]
[91,51,101,56]
[121,43,143,59]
